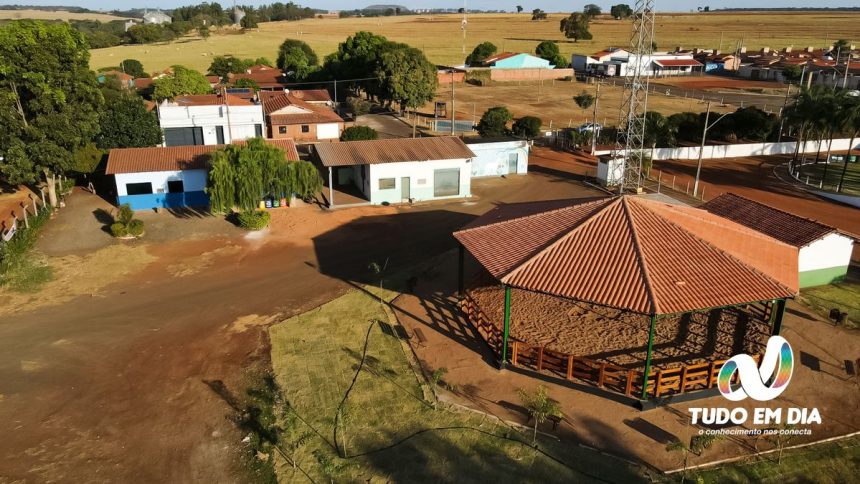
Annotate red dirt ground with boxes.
[655,76,785,91]
[469,285,769,369]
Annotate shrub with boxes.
[126,219,145,237]
[237,210,271,230]
[477,106,512,137]
[117,204,134,226]
[346,96,371,117]
[340,126,378,141]
[512,116,542,139]
[110,222,128,238]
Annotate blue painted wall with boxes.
[117,191,209,210]
[492,54,553,69]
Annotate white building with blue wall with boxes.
[482,52,554,69]
[463,138,529,177]
[314,137,475,207]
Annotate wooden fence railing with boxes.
[462,292,762,400]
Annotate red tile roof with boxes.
[483,52,520,64]
[259,91,342,125]
[314,136,475,167]
[102,70,133,82]
[172,94,254,106]
[289,89,332,103]
[455,196,797,315]
[229,71,289,88]
[653,59,703,67]
[106,139,300,175]
[134,77,153,89]
[701,193,843,247]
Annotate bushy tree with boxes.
[531,9,547,20]
[516,5,523,13]
[375,43,437,135]
[535,40,568,68]
[574,91,595,110]
[119,59,147,78]
[610,4,634,19]
[583,4,602,18]
[126,24,168,44]
[731,106,778,141]
[668,112,703,143]
[233,78,259,89]
[340,126,378,141]
[512,116,542,139]
[643,111,676,147]
[208,55,254,80]
[152,66,212,100]
[466,41,497,66]
[0,20,103,206]
[97,96,162,149]
[322,31,390,93]
[277,39,318,80]
[560,13,593,42]
[477,106,513,137]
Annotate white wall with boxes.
[115,169,208,196]
[799,232,854,272]
[316,123,341,140]
[594,138,860,161]
[367,159,472,205]
[467,140,529,177]
[158,104,265,145]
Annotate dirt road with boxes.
[0,155,604,482]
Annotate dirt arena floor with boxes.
[469,286,769,369]
[653,76,785,91]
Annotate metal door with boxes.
[401,177,410,200]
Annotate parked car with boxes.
[576,123,602,133]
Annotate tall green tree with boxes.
[643,111,676,148]
[152,66,212,100]
[560,12,593,42]
[466,41,497,66]
[583,4,602,18]
[512,116,542,139]
[208,55,254,81]
[0,20,103,205]
[120,59,147,78]
[477,106,513,137]
[836,94,860,193]
[535,40,568,68]
[276,39,319,80]
[97,96,162,149]
[375,44,437,136]
[610,4,633,19]
[322,31,390,94]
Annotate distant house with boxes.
[260,91,343,142]
[313,137,475,206]
[157,94,265,147]
[572,47,630,72]
[702,193,856,288]
[573,48,702,77]
[106,139,299,210]
[228,69,290,90]
[463,138,529,177]
[143,9,172,25]
[97,70,134,89]
[481,52,554,69]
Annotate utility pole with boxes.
[777,84,792,143]
[693,101,732,197]
[591,83,600,154]
[451,70,456,135]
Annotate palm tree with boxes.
[837,94,860,192]
[821,90,846,179]
[517,385,562,444]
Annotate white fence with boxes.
[594,138,860,161]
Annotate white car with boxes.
[576,123,602,133]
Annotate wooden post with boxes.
[567,355,574,380]
[654,370,663,398]
[327,166,334,208]
[626,370,635,396]
[511,341,519,366]
[499,285,511,369]
[31,195,37,214]
[771,298,786,336]
[21,205,28,229]
[680,366,688,393]
[598,363,607,387]
[537,347,544,371]
[640,314,658,400]
[457,243,465,298]
[40,188,46,207]
[708,361,717,388]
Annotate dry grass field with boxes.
[0,9,129,22]
[89,12,860,73]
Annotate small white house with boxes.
[703,193,856,288]
[314,137,475,207]
[463,138,529,177]
[143,9,172,25]
[574,48,702,77]
[158,94,265,147]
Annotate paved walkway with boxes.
[393,249,860,472]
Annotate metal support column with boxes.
[499,285,511,369]
[457,244,465,298]
[771,299,786,336]
[328,167,334,209]
[641,314,657,400]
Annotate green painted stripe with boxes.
[799,266,849,288]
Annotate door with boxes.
[401,177,411,200]
[507,152,518,174]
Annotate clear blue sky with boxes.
[9,1,860,13]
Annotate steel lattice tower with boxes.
[615,0,656,193]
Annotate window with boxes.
[301,125,310,133]
[163,127,204,147]
[126,182,153,195]
[255,124,263,137]
[378,178,396,190]
[167,180,185,193]
[433,168,460,197]
[215,126,225,145]
[278,126,287,134]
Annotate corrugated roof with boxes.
[106,139,300,175]
[483,52,521,64]
[172,94,254,107]
[654,59,703,67]
[702,193,839,247]
[259,91,343,125]
[455,196,797,315]
[314,137,476,167]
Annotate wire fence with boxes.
[0,178,72,244]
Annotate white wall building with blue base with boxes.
[115,169,209,210]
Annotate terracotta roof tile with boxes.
[106,139,300,175]
[314,136,475,167]
[455,196,797,315]
[172,94,254,106]
[290,89,332,103]
[702,193,838,247]
[653,59,703,67]
[259,91,343,125]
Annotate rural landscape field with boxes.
[2,4,860,484]
[89,12,860,73]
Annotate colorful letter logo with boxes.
[718,336,794,402]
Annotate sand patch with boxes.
[21,360,47,372]
[0,244,157,317]
[166,244,242,277]
[226,313,282,333]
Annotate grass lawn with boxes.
[267,287,645,483]
[798,160,860,196]
[688,437,860,484]
[799,280,860,330]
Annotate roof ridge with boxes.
[715,192,835,232]
[622,197,660,315]
[631,197,796,299]
[500,197,621,282]
[454,197,611,236]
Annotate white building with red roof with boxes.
[157,94,266,147]
[573,47,702,77]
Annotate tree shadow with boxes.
[93,208,115,235]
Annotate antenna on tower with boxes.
[615,0,657,194]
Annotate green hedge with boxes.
[237,210,271,230]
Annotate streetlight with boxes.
[693,101,732,197]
